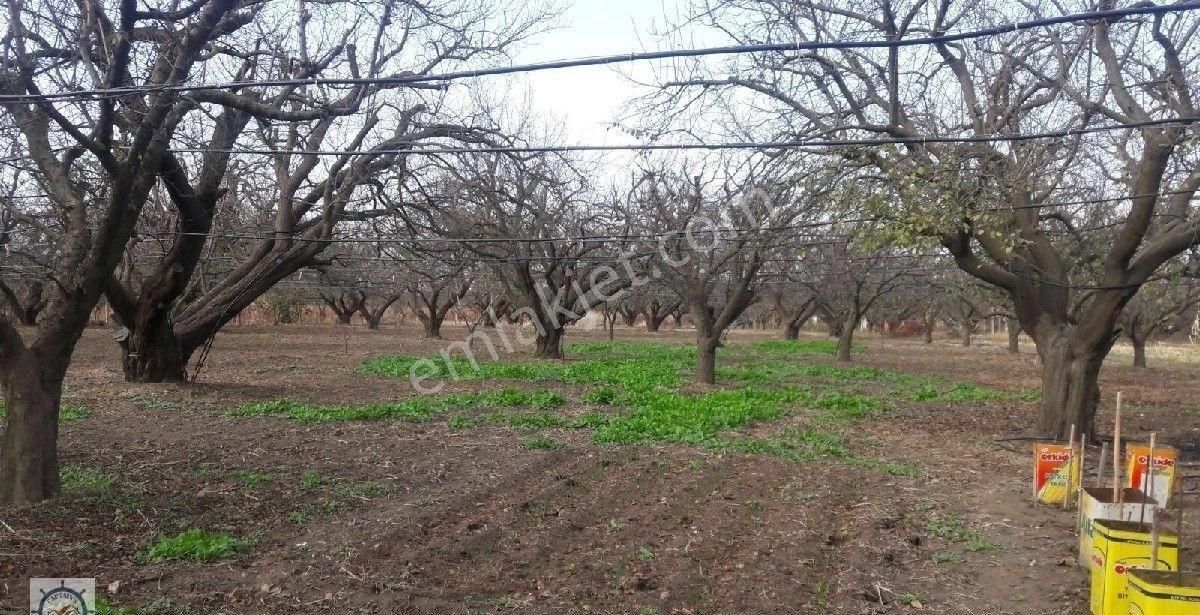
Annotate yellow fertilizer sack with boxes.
[1078,487,1157,569]
[1126,570,1200,615]
[1034,442,1080,505]
[1089,520,1177,615]
[1124,443,1178,507]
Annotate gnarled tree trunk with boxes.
[418,312,446,339]
[535,327,565,359]
[118,320,191,382]
[645,313,666,332]
[1007,318,1020,354]
[1035,330,1112,438]
[1131,335,1148,368]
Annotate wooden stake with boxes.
[1063,424,1077,510]
[1150,514,1161,571]
[1141,432,1156,526]
[1097,440,1109,488]
[1076,434,1089,532]
[1113,392,1123,515]
[1176,466,1185,583]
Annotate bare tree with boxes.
[446,152,633,358]
[104,0,551,382]
[0,0,270,503]
[804,238,914,363]
[634,164,804,384]
[403,251,470,338]
[1119,266,1200,368]
[645,1,1200,437]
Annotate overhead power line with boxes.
[1,3,1195,103]
[162,117,1200,157]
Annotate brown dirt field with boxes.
[2,323,1198,614]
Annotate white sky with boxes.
[506,0,689,146]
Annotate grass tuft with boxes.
[60,465,114,492]
[138,529,247,563]
[522,435,564,450]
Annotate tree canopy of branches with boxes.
[644,0,1200,437]
[0,0,550,504]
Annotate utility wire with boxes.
[161,116,1200,157]
[118,187,1197,246]
[1,3,1194,103]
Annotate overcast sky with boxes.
[508,0,689,146]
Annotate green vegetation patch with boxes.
[753,339,855,356]
[227,388,566,424]
[714,428,919,477]
[230,469,271,486]
[522,435,564,450]
[138,529,248,563]
[60,465,114,493]
[0,402,89,423]
[592,388,805,445]
[924,515,1000,553]
[360,340,694,394]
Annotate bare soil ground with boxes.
[2,323,1198,614]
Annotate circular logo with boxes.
[33,581,89,615]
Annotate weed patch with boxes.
[298,470,324,490]
[522,435,563,450]
[715,428,919,477]
[753,339,855,356]
[228,398,445,423]
[228,388,566,424]
[809,391,886,421]
[924,515,1000,553]
[592,388,804,444]
[0,402,90,423]
[230,469,271,486]
[138,529,247,563]
[60,465,114,493]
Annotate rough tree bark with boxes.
[535,326,565,359]
[1132,336,1147,368]
[835,315,857,363]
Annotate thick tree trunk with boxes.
[1037,334,1108,438]
[334,311,353,325]
[923,323,934,344]
[645,314,665,332]
[784,320,801,340]
[535,327,565,359]
[120,321,191,383]
[366,314,383,330]
[1132,336,1147,368]
[0,360,62,505]
[420,314,445,339]
[961,328,972,347]
[620,312,637,327]
[697,340,717,385]
[836,317,856,363]
[1007,319,1020,354]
